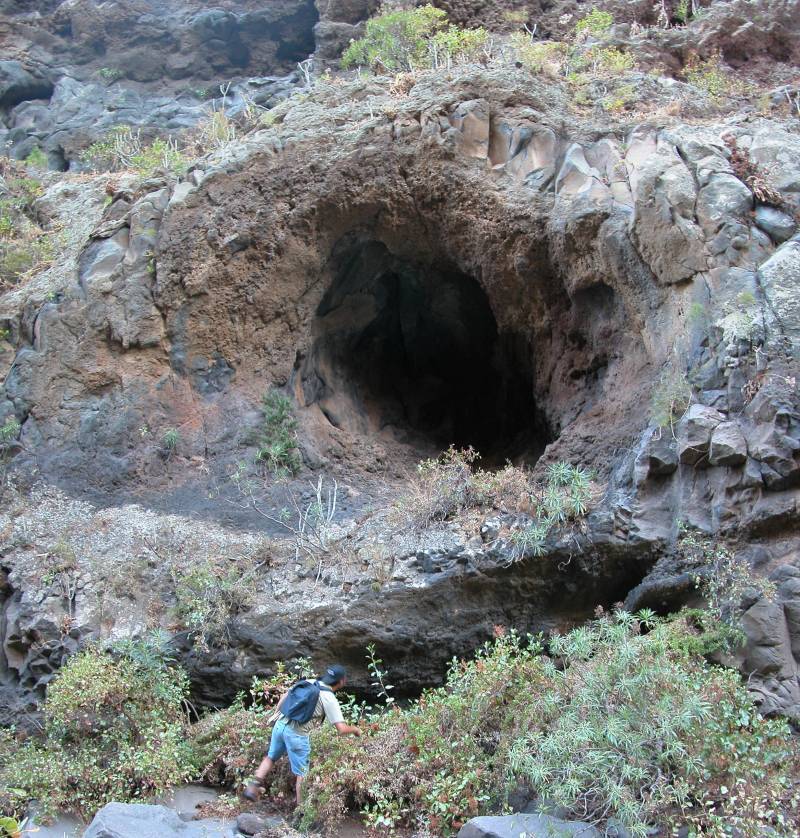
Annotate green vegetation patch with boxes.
[0,638,194,821]
[298,612,798,836]
[341,5,487,72]
[255,390,301,476]
[81,126,187,177]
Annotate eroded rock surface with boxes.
[1,64,799,721]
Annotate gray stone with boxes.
[82,803,232,838]
[236,812,284,835]
[759,241,800,355]
[709,421,748,466]
[629,148,708,285]
[480,516,502,542]
[754,206,797,243]
[0,60,53,109]
[696,173,752,235]
[638,429,678,479]
[745,394,800,489]
[749,125,800,209]
[677,404,725,466]
[78,231,130,287]
[555,143,609,206]
[458,814,601,838]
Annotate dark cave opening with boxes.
[300,238,551,463]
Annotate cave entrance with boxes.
[300,238,550,463]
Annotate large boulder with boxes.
[0,60,53,109]
[759,240,800,356]
[677,404,725,466]
[709,421,748,467]
[458,814,601,838]
[82,803,232,838]
[754,206,796,243]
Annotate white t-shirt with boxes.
[282,681,345,736]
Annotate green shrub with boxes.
[510,35,568,76]
[97,67,123,83]
[23,147,48,170]
[342,5,446,71]
[510,462,592,560]
[256,390,301,476]
[161,427,180,451]
[675,0,691,24]
[685,52,732,102]
[170,557,255,649]
[595,46,635,74]
[0,173,52,290]
[0,815,25,838]
[575,8,614,38]
[299,613,797,836]
[0,417,20,444]
[429,24,488,68]
[82,127,187,177]
[341,6,486,72]
[0,642,194,820]
[679,527,777,627]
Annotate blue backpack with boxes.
[281,679,332,724]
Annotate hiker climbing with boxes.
[243,664,361,807]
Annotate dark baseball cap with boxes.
[320,664,347,685]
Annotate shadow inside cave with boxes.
[299,236,552,466]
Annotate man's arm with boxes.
[334,721,362,736]
[320,691,361,736]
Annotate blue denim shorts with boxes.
[267,718,311,776]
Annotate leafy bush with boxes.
[342,5,446,71]
[575,8,614,38]
[510,36,568,76]
[170,556,256,649]
[679,527,777,626]
[82,127,187,177]
[684,51,747,103]
[256,391,301,476]
[23,147,47,170]
[512,9,634,89]
[299,613,798,836]
[0,815,25,838]
[341,6,487,72]
[161,427,180,451]
[429,24,488,69]
[0,642,194,820]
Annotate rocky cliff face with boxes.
[1,2,799,726]
[0,0,378,167]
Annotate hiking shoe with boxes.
[241,780,264,803]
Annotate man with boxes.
[242,664,361,806]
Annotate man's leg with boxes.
[254,755,275,783]
[284,726,310,808]
[243,722,286,801]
